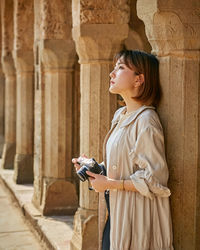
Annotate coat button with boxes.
[112,165,117,170]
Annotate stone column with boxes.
[0,68,5,157]
[0,3,5,157]
[13,0,34,183]
[1,0,16,169]
[70,1,130,249]
[32,0,78,215]
[137,1,200,249]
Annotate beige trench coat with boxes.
[99,105,173,250]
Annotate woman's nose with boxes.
[109,69,115,78]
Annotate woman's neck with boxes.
[124,99,143,113]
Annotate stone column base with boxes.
[0,135,4,157]
[13,153,33,184]
[70,208,98,250]
[33,178,78,216]
[1,142,16,169]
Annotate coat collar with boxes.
[111,105,155,128]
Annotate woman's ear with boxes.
[134,74,144,87]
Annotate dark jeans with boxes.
[102,191,110,250]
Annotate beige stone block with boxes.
[13,153,33,184]
[70,208,98,250]
[1,142,16,169]
[4,71,16,143]
[0,70,5,157]
[1,59,16,170]
[41,179,78,216]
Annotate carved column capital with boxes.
[40,39,76,69]
[72,24,129,63]
[13,50,34,72]
[1,54,15,75]
[72,0,130,63]
[137,0,200,55]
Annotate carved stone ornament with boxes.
[80,0,130,24]
[137,0,200,53]
[14,0,34,51]
[42,0,72,39]
[2,0,14,56]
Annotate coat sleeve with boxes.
[129,126,171,199]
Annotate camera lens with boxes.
[77,165,89,182]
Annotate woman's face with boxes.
[109,58,138,97]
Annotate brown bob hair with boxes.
[114,50,162,107]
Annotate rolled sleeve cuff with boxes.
[130,173,154,199]
[130,170,171,200]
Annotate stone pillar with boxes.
[70,1,130,249]
[137,1,200,249]
[32,0,78,215]
[0,3,5,157]
[1,0,16,169]
[0,68,5,157]
[13,0,34,183]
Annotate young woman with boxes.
[72,50,173,250]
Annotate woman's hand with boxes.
[72,154,88,172]
[87,171,138,192]
[86,171,110,192]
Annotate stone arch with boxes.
[125,0,151,52]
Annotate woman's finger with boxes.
[81,153,88,158]
[72,158,78,164]
[86,171,97,178]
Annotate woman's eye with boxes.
[119,66,124,69]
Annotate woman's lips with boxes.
[110,81,115,85]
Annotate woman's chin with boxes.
[109,86,119,94]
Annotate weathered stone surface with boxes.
[1,0,14,58]
[125,0,151,52]
[1,0,16,169]
[1,142,16,169]
[13,154,34,184]
[13,0,34,51]
[71,1,130,249]
[137,1,200,249]
[41,179,78,215]
[0,69,5,157]
[41,0,72,40]
[137,0,200,55]
[13,0,34,184]
[73,0,130,26]
[0,9,5,157]
[70,208,98,250]
[33,0,78,216]
[72,24,129,63]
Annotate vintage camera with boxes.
[76,157,103,182]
